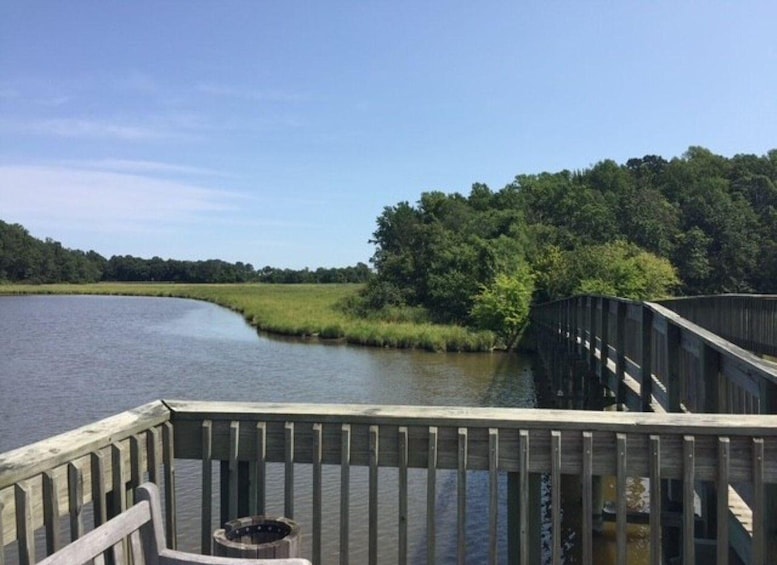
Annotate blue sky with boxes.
[1,1,776,269]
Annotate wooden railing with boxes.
[0,401,175,565]
[531,295,777,563]
[658,294,777,358]
[2,400,777,565]
[531,296,777,416]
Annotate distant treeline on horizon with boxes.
[0,220,373,285]
[3,146,777,297]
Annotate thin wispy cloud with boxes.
[57,158,230,177]
[0,117,197,142]
[0,165,245,235]
[196,82,306,103]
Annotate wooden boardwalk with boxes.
[532,294,777,564]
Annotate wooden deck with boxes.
[1,399,776,565]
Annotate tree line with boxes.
[0,221,372,284]
[360,147,777,343]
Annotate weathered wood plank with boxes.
[91,451,107,528]
[368,425,379,565]
[200,420,212,555]
[340,424,351,565]
[457,427,468,565]
[398,426,408,565]
[649,435,661,565]
[147,427,161,484]
[164,400,777,437]
[163,420,176,549]
[488,428,498,565]
[253,422,266,517]
[616,433,627,565]
[427,426,437,565]
[0,402,170,491]
[519,429,529,565]
[683,436,695,565]
[35,499,151,565]
[67,462,83,541]
[717,437,729,565]
[551,431,561,565]
[15,482,34,565]
[228,421,239,521]
[753,438,764,565]
[42,470,60,556]
[312,423,323,565]
[582,432,593,565]
[284,422,294,519]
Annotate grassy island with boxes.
[0,283,497,352]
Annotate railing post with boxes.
[616,301,627,408]
[641,306,654,412]
[588,297,597,373]
[667,322,682,413]
[576,296,585,357]
[702,344,721,414]
[599,297,610,386]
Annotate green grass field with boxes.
[0,283,496,352]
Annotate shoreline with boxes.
[0,283,498,352]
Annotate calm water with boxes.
[0,295,538,563]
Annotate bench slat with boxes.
[36,501,151,565]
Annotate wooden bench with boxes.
[37,483,312,565]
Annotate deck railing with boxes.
[658,294,777,358]
[531,296,777,416]
[2,400,777,565]
[531,295,777,563]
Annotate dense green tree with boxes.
[471,266,535,349]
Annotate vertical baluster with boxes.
[201,420,212,555]
[253,422,266,516]
[91,451,107,565]
[284,422,294,519]
[519,429,530,565]
[163,421,176,549]
[91,450,107,527]
[111,443,127,516]
[753,438,764,565]
[129,434,143,495]
[228,421,239,521]
[488,428,499,565]
[15,481,34,565]
[43,470,61,555]
[147,427,161,484]
[312,423,323,565]
[111,443,128,562]
[340,424,351,565]
[649,435,662,565]
[369,425,379,565]
[616,433,627,565]
[68,462,83,541]
[427,426,438,565]
[683,436,695,565]
[457,427,468,565]
[616,301,627,406]
[717,438,729,565]
[398,426,408,565]
[551,431,561,565]
[641,307,654,412]
[582,432,593,565]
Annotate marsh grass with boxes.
[0,283,496,352]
